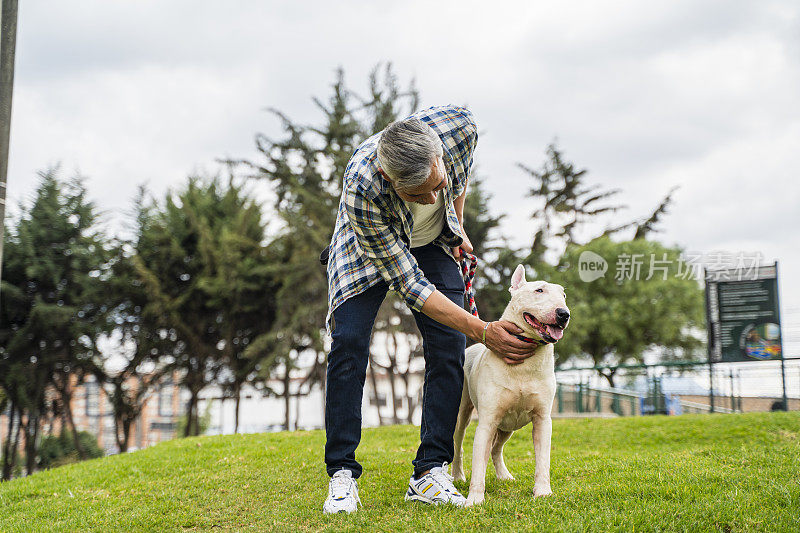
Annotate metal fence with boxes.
[553,358,800,417]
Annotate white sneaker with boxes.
[404,462,466,507]
[323,469,361,515]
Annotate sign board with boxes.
[705,263,783,363]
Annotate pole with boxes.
[709,363,715,413]
[737,370,742,412]
[557,384,563,414]
[774,262,788,411]
[0,0,19,290]
[729,368,735,412]
[704,268,716,413]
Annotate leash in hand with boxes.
[460,250,479,318]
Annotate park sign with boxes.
[705,262,783,363]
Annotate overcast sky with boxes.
[7,1,800,366]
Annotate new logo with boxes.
[578,251,607,282]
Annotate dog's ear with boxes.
[509,264,526,292]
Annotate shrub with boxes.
[0,444,23,479]
[176,400,213,438]
[38,430,104,469]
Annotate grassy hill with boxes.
[1,412,798,532]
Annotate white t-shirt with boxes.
[404,192,446,248]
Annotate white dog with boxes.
[452,264,570,507]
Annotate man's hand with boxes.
[452,227,474,260]
[420,293,539,366]
[483,320,540,365]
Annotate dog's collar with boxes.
[513,333,547,346]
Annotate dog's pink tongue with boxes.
[546,325,564,341]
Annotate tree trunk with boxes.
[61,388,87,459]
[1,401,16,480]
[283,369,291,431]
[190,404,197,437]
[600,369,617,388]
[115,413,132,453]
[367,356,385,426]
[122,418,131,452]
[233,382,241,434]
[319,354,326,426]
[386,334,400,424]
[10,407,22,477]
[45,411,55,436]
[184,393,197,438]
[114,414,125,452]
[400,373,417,424]
[192,401,199,436]
[293,390,301,431]
[23,410,40,476]
[61,404,68,438]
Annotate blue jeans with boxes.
[325,243,467,479]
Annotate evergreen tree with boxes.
[518,143,626,267]
[0,170,110,476]
[246,65,421,427]
[131,177,277,436]
[246,73,354,428]
[634,187,679,240]
[97,223,172,451]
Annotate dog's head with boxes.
[507,264,569,344]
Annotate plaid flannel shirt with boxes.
[325,105,478,333]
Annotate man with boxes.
[323,105,539,514]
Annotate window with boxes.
[85,380,100,417]
[369,393,387,408]
[158,380,174,417]
[100,387,112,415]
[103,416,117,452]
[150,421,176,431]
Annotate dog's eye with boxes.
[535,288,544,293]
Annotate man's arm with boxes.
[421,290,542,364]
[454,184,466,225]
[344,184,435,312]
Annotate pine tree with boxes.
[0,170,110,476]
[98,222,170,451]
[246,65,422,427]
[130,177,277,436]
[633,187,679,240]
[518,143,626,268]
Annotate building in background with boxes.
[0,372,181,456]
[200,370,424,435]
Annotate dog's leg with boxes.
[491,429,515,481]
[451,387,473,483]
[465,420,495,507]
[531,414,553,497]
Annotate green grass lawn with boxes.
[1,412,798,532]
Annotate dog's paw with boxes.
[452,469,466,483]
[465,493,485,507]
[533,484,552,498]
[495,469,515,481]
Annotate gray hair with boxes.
[377,118,443,192]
